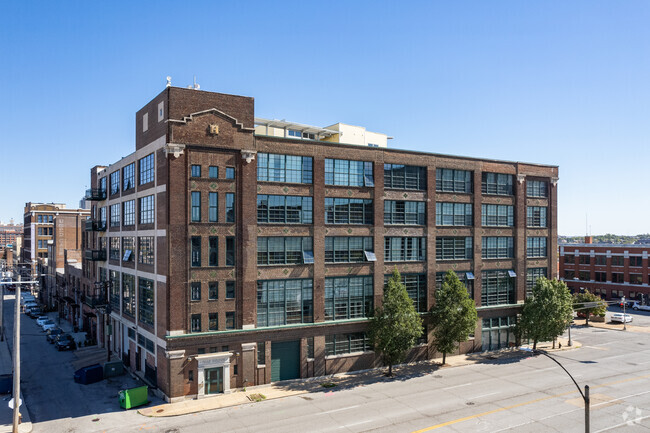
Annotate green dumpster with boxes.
[104,361,124,378]
[119,386,149,409]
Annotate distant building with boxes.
[0,221,22,248]
[559,236,650,302]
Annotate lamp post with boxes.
[622,296,627,331]
[521,347,589,432]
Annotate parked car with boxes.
[611,313,633,323]
[632,302,650,312]
[26,308,42,318]
[46,328,64,343]
[35,316,50,326]
[20,296,35,306]
[618,300,635,308]
[23,302,38,311]
[55,334,76,351]
[40,320,55,331]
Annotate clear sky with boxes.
[1,1,649,235]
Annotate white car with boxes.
[42,322,57,332]
[632,302,650,312]
[611,313,633,323]
[35,316,50,326]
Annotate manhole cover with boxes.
[301,396,313,401]
[466,402,475,406]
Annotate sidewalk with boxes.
[0,332,32,433]
[44,312,87,346]
[139,337,579,418]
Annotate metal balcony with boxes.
[85,188,107,201]
[84,219,106,232]
[85,249,106,261]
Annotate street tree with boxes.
[429,270,478,365]
[368,268,423,376]
[517,277,573,350]
[573,290,607,326]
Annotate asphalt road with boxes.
[10,294,650,432]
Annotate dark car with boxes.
[26,308,43,318]
[55,334,76,351]
[46,328,64,343]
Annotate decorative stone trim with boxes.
[166,349,186,360]
[164,144,186,159]
[241,150,257,164]
[516,174,526,184]
[551,177,559,186]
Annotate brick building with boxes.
[84,86,558,401]
[559,237,650,303]
[0,221,22,248]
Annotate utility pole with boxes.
[12,276,21,433]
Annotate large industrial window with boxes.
[325,198,373,224]
[138,236,154,265]
[526,180,548,198]
[110,204,120,227]
[526,206,547,228]
[435,168,472,193]
[138,277,154,326]
[384,164,426,190]
[139,153,154,185]
[110,171,120,195]
[436,202,473,226]
[384,237,426,262]
[325,159,374,187]
[482,237,514,259]
[526,268,547,296]
[109,237,120,260]
[122,274,135,317]
[139,195,154,224]
[386,273,427,313]
[324,276,373,321]
[325,333,371,356]
[481,270,515,306]
[256,279,313,327]
[257,237,313,265]
[481,204,514,227]
[123,163,135,190]
[257,153,313,184]
[123,200,135,226]
[527,237,547,258]
[122,237,134,262]
[436,237,473,260]
[325,237,374,263]
[436,272,474,298]
[384,200,426,225]
[257,195,313,224]
[481,173,513,195]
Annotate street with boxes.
[8,294,650,433]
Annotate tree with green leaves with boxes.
[573,290,607,326]
[368,268,423,376]
[517,277,573,350]
[429,270,478,365]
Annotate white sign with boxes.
[8,397,22,409]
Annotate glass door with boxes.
[205,367,224,395]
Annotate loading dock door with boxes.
[271,340,300,382]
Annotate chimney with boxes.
[585,236,593,244]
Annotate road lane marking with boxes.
[442,383,473,390]
[594,415,650,432]
[468,392,500,400]
[317,405,360,415]
[336,419,372,429]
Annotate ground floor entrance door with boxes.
[271,340,300,382]
[204,367,224,395]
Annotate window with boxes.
[226,237,235,266]
[257,195,313,224]
[481,204,514,227]
[630,274,643,285]
[527,206,547,228]
[481,270,515,306]
[384,237,426,262]
[564,254,575,264]
[612,273,624,283]
[99,178,106,196]
[209,166,219,178]
[139,195,154,224]
[208,282,218,300]
[109,270,120,313]
[564,270,575,280]
[191,237,201,267]
[436,168,472,193]
[225,193,235,222]
[436,202,473,226]
[139,153,154,185]
[436,272,474,298]
[527,237,547,258]
[595,255,606,266]
[122,274,135,317]
[325,198,373,225]
[325,333,371,356]
[109,237,120,260]
[138,277,154,326]
[436,237,473,260]
[257,279,313,327]
[257,153,313,184]
[123,200,135,226]
[324,276,373,321]
[191,165,201,177]
[384,164,426,190]
[110,171,120,195]
[226,167,235,179]
[110,204,120,227]
[191,282,201,301]
[257,342,266,364]
[122,237,134,262]
[384,201,426,225]
[578,271,590,281]
[138,236,154,265]
[325,159,374,187]
[325,237,373,263]
[209,193,218,222]
[191,192,201,222]
[209,313,218,331]
[481,316,516,351]
[611,256,624,266]
[123,163,135,190]
[630,256,643,267]
[595,272,607,282]
[387,273,427,313]
[527,180,548,198]
[191,314,201,332]
[224,312,235,330]
[257,237,313,265]
[482,237,514,259]
[226,281,235,299]
[307,337,314,359]
[482,173,513,195]
[208,237,218,266]
[579,255,591,265]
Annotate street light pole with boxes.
[622,296,627,331]
[12,276,21,433]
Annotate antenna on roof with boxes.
[166,76,172,87]
[187,75,200,90]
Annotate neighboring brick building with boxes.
[84,86,558,401]
[0,221,22,248]
[559,237,650,303]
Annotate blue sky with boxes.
[1,1,649,235]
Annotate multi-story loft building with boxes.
[559,236,650,302]
[84,86,558,401]
[0,221,23,248]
